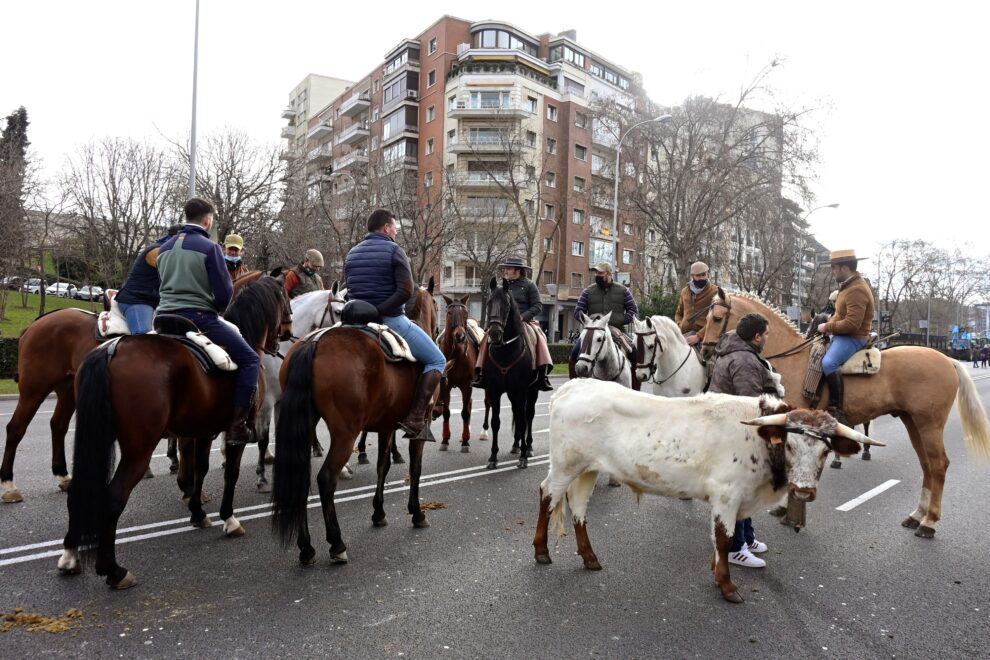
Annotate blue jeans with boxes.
[383,314,446,374]
[822,335,868,375]
[170,309,261,409]
[119,302,154,335]
[730,518,755,552]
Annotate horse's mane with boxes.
[224,277,283,349]
[290,290,335,335]
[405,286,437,336]
[722,290,801,334]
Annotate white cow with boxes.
[533,379,883,604]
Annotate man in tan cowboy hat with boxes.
[675,261,718,346]
[816,249,875,424]
[473,257,554,391]
[223,233,249,280]
[284,248,326,299]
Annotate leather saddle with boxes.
[312,300,415,363]
[152,314,238,373]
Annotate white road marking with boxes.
[835,479,900,512]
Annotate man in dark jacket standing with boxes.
[157,198,260,445]
[472,257,553,391]
[115,224,181,334]
[709,312,780,569]
[344,209,446,440]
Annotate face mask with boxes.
[693,279,708,289]
[302,266,314,276]
[595,276,606,287]
[225,255,241,264]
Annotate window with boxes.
[572,241,585,257]
[429,37,437,54]
[447,129,456,143]
[623,249,634,265]
[373,108,380,122]
[543,270,556,284]
[648,229,657,242]
[546,138,557,154]
[428,69,437,87]
[648,255,657,269]
[547,104,558,121]
[572,209,585,224]
[472,29,537,56]
[527,96,538,113]
[574,144,587,161]
[425,171,434,187]
[571,272,583,289]
[544,203,555,220]
[591,153,606,175]
[625,162,636,177]
[371,136,380,151]
[427,105,436,122]
[590,215,607,234]
[545,172,556,188]
[448,95,456,111]
[544,238,554,253]
[426,138,435,155]
[526,131,537,147]
[575,112,587,129]
[526,165,536,181]
[623,223,634,236]
[374,79,381,93]
[470,91,509,108]
[444,265,453,281]
[525,199,535,214]
[573,176,586,192]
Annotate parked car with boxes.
[73,285,105,302]
[1,276,23,290]
[45,283,77,298]
[21,278,46,294]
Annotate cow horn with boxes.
[740,413,789,427]
[833,422,886,447]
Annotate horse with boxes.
[574,313,633,388]
[271,283,440,566]
[57,276,292,588]
[437,293,484,452]
[700,288,990,538]
[631,315,707,396]
[478,277,539,469]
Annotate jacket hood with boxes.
[714,331,759,358]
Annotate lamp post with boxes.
[611,114,672,271]
[795,203,839,312]
[189,0,200,199]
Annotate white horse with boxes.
[632,315,707,397]
[574,313,633,388]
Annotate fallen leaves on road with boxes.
[417,500,447,511]
[1,608,83,633]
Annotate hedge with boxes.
[1,337,16,380]
[549,342,575,364]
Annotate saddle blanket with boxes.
[314,322,416,362]
[183,332,238,371]
[97,298,130,338]
[839,347,881,375]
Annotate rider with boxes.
[569,262,639,378]
[343,209,446,441]
[223,234,249,280]
[157,198,261,445]
[471,257,554,392]
[674,261,718,347]
[115,224,182,334]
[816,249,875,424]
[709,312,778,569]
[284,249,325,299]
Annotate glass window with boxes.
[590,62,603,77]
[575,145,587,160]
[623,249,634,265]
[572,209,585,224]
[429,38,437,54]
[573,177,585,192]
[544,203,555,219]
[623,223,633,236]
[426,138,434,155]
[543,269,556,284]
[572,241,585,257]
[525,199,535,214]
[427,105,435,122]
[648,229,657,242]
[571,272,583,289]
[545,172,556,188]
[425,171,434,187]
[592,154,606,174]
[549,46,563,62]
[527,96,538,113]
[470,91,510,109]
[428,70,436,87]
[448,95,456,110]
[546,138,557,154]
[544,238,553,253]
[547,105,557,121]
[526,131,537,146]
[497,31,509,48]
[482,30,496,48]
[575,112,587,128]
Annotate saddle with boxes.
[313,300,416,363]
[802,334,881,402]
[96,295,130,339]
[152,314,239,372]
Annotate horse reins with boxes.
[701,293,818,361]
[577,326,627,383]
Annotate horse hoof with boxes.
[510,446,520,455]
[169,464,179,474]
[201,491,211,504]
[460,445,470,453]
[901,516,921,529]
[191,516,212,529]
[143,467,154,479]
[830,459,842,469]
[299,548,316,566]
[2,489,24,504]
[57,550,82,575]
[439,443,449,452]
[256,481,272,493]
[57,476,72,492]
[224,524,246,538]
[722,589,744,604]
[486,461,498,470]
[264,451,275,465]
[110,571,138,590]
[357,454,370,465]
[373,518,388,528]
[583,558,602,571]
[339,466,354,480]
[524,448,533,458]
[915,525,936,539]
[330,550,349,564]
[480,431,489,441]
[392,455,405,465]
[413,518,430,529]
[535,554,552,565]
[862,452,872,461]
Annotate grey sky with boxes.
[3,0,987,257]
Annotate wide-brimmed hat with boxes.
[224,234,244,249]
[498,257,531,270]
[690,261,709,275]
[592,262,613,273]
[828,249,868,266]
[304,249,324,267]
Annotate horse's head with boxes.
[407,278,439,340]
[632,316,659,382]
[276,283,293,343]
[485,276,515,345]
[575,312,613,378]
[701,287,731,361]
[442,293,471,345]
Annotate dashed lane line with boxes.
[835,479,900,512]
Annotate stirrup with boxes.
[400,421,436,442]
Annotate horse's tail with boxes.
[271,339,318,546]
[953,361,990,460]
[67,346,117,553]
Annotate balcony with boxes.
[449,134,533,154]
[591,192,614,209]
[447,98,532,119]
[306,120,333,140]
[450,172,513,189]
[383,88,419,113]
[279,148,300,161]
[442,277,483,294]
[335,121,370,146]
[280,125,296,139]
[382,58,420,83]
[306,144,333,164]
[281,106,298,120]
[340,91,371,118]
[592,129,619,149]
[334,149,369,171]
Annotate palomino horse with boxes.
[58,276,292,588]
[479,277,539,469]
[271,284,439,566]
[701,289,990,538]
[574,313,633,388]
[632,315,707,396]
[437,293,482,452]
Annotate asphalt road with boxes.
[2,367,989,658]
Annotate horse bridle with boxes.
[702,298,732,355]
[317,291,345,330]
[634,327,660,379]
[443,302,470,357]
[577,325,626,382]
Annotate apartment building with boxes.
[281,16,650,341]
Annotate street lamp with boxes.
[611,114,672,271]
[795,203,840,312]
[189,0,200,200]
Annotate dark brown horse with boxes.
[437,293,482,452]
[57,276,292,588]
[271,284,438,566]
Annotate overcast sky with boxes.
[3,1,987,258]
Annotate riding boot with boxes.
[399,370,442,442]
[225,406,254,446]
[824,371,847,425]
[538,364,554,391]
[471,367,484,388]
[568,360,578,380]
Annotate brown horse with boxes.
[437,293,482,452]
[58,276,292,588]
[700,289,990,537]
[271,284,439,566]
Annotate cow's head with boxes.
[742,398,885,502]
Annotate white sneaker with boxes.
[728,546,766,568]
[747,539,768,554]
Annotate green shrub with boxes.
[0,337,17,380]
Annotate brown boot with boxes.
[824,372,846,425]
[225,406,254,446]
[399,370,442,441]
